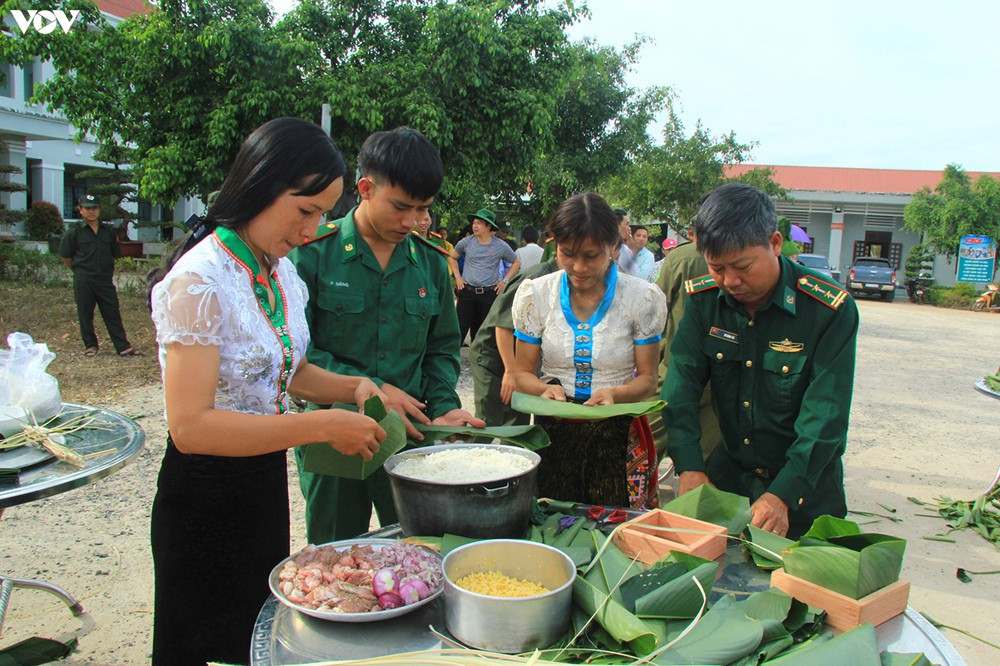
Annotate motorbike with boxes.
[974,284,1000,312]
[906,271,932,304]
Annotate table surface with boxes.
[0,403,146,509]
[252,524,968,666]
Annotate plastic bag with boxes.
[0,332,62,428]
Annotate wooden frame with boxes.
[770,568,910,631]
[611,510,727,565]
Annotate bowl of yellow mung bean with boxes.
[442,539,576,654]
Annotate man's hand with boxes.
[380,383,431,439]
[540,384,566,402]
[493,280,505,294]
[430,409,486,428]
[454,275,466,291]
[583,388,615,406]
[500,371,517,405]
[749,492,790,537]
[677,470,712,496]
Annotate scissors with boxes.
[586,505,627,530]
[553,515,579,536]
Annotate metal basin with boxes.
[442,539,576,653]
[384,443,539,539]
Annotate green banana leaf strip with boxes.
[800,514,863,540]
[572,576,661,657]
[784,533,905,599]
[653,605,764,665]
[737,587,794,622]
[765,623,881,665]
[299,406,407,479]
[730,635,795,666]
[880,653,935,666]
[552,514,588,548]
[662,484,752,535]
[363,395,388,421]
[618,562,687,611]
[0,636,77,666]
[408,423,551,451]
[768,631,833,660]
[440,533,479,555]
[632,562,719,619]
[511,391,665,419]
[745,524,795,569]
[584,536,643,605]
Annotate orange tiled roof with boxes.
[96,0,153,19]
[727,164,1000,195]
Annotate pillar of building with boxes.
[30,161,65,212]
[828,209,845,277]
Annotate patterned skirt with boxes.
[533,414,659,510]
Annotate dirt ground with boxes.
[2,299,999,664]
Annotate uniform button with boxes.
[420,308,427,316]
[745,360,753,368]
[743,401,750,408]
[716,353,724,360]
[743,438,750,446]
[383,279,390,287]
[380,316,387,324]
[782,365,789,374]
[798,498,804,506]
[379,353,386,360]
[335,305,343,312]
[748,320,755,327]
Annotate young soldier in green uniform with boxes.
[662,183,858,539]
[291,127,483,542]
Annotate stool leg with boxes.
[0,577,13,636]
[1,576,85,625]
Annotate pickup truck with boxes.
[846,257,896,301]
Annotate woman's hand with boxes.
[354,378,386,410]
[323,410,386,462]
[583,388,615,406]
[540,384,566,401]
[500,370,517,404]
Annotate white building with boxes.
[1,0,200,242]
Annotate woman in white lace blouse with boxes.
[148,118,387,666]
[512,192,667,509]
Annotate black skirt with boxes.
[534,414,632,507]
[150,438,289,666]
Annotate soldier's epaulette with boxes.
[303,222,339,246]
[684,274,718,295]
[411,232,451,258]
[797,275,849,310]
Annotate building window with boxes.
[0,61,12,98]
[23,62,34,100]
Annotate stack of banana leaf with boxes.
[423,492,932,665]
[985,370,1000,392]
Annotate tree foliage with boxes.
[903,164,1000,260]
[601,97,784,237]
[14,0,663,226]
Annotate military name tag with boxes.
[709,326,739,344]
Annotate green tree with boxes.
[602,97,784,237]
[904,164,1000,265]
[75,143,138,238]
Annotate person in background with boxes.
[471,256,560,426]
[662,183,858,539]
[515,225,544,273]
[148,117,387,666]
[496,220,517,284]
[512,192,666,509]
[450,208,520,346]
[614,208,641,277]
[649,237,678,283]
[628,224,656,280]
[414,209,455,282]
[647,232,720,464]
[291,127,483,544]
[59,194,142,357]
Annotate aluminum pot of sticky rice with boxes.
[384,443,540,539]
[442,539,575,653]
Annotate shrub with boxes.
[25,201,65,247]
[927,282,978,309]
[0,241,69,284]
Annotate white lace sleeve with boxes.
[634,283,668,343]
[511,278,544,343]
[151,270,225,347]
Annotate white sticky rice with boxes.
[392,447,533,483]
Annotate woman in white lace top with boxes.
[512,192,667,509]
[148,118,387,666]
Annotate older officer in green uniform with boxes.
[662,183,858,539]
[291,127,483,542]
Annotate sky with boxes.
[270,0,1000,172]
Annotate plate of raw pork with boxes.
[268,538,444,622]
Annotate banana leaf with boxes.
[440,533,479,555]
[299,402,408,479]
[584,533,643,605]
[511,391,665,419]
[765,623,881,665]
[783,532,906,600]
[408,423,551,450]
[662,484,752,535]
[801,514,863,540]
[737,588,795,622]
[623,555,719,619]
[653,602,765,665]
[572,576,662,656]
[880,653,935,666]
[745,524,795,570]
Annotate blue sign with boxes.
[957,236,996,283]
